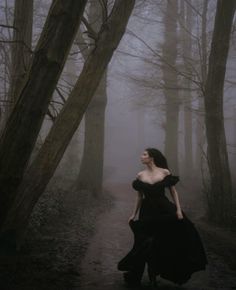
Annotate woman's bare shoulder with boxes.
[163,168,171,175]
[136,170,146,178]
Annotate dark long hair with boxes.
[145,148,169,169]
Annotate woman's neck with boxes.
[146,162,158,171]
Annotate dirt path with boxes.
[78,183,236,290]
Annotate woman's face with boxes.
[141,150,152,164]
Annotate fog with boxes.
[103,1,236,184]
[0,1,236,288]
[2,0,235,187]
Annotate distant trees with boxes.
[118,0,236,226]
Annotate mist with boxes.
[0,0,236,289]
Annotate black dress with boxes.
[117,174,208,285]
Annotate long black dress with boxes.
[117,174,208,285]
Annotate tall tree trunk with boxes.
[162,0,180,173]
[0,2,12,132]
[77,1,108,195]
[195,0,208,174]
[204,0,235,225]
[77,72,107,195]
[1,0,135,248]
[181,0,193,176]
[0,48,9,133]
[201,0,208,85]
[59,45,81,174]
[0,0,87,224]
[8,0,33,113]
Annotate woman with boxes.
[117,148,208,288]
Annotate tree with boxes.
[181,0,194,176]
[76,1,108,195]
[195,0,208,175]
[0,2,15,131]
[8,0,33,114]
[204,0,236,225]
[162,0,180,173]
[1,0,136,248]
[0,0,87,224]
[76,72,107,195]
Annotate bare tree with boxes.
[76,1,108,195]
[180,0,194,176]
[8,0,33,114]
[0,0,87,225]
[0,2,14,130]
[195,0,209,175]
[76,72,107,195]
[162,0,180,173]
[1,0,136,248]
[204,0,236,225]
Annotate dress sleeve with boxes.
[164,174,179,187]
[132,179,142,191]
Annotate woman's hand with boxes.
[176,209,184,220]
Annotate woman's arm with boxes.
[169,186,183,219]
[128,191,143,222]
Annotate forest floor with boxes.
[0,175,113,290]
[0,179,236,290]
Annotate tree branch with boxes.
[81,16,98,40]
[0,24,18,30]
[0,40,33,53]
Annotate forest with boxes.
[0,0,236,289]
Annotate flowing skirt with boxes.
[118,215,208,285]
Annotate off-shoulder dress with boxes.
[117,174,208,285]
